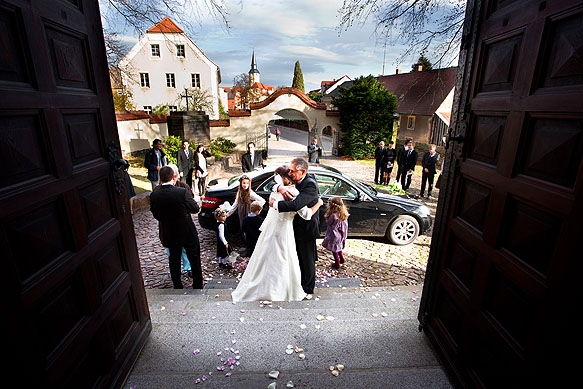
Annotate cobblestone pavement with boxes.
[132,145,439,290]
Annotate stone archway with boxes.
[211,88,341,153]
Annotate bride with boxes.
[232,165,323,302]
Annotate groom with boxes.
[269,157,320,295]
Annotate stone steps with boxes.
[123,283,453,388]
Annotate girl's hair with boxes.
[324,196,349,221]
[237,175,251,203]
[196,145,204,152]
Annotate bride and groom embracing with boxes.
[231,157,323,303]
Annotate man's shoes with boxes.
[419,193,424,197]
[219,263,233,270]
[303,294,313,300]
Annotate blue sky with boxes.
[108,0,442,92]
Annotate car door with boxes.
[313,173,378,236]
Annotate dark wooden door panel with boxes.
[1,0,150,386]
[420,0,583,386]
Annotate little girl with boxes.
[321,196,349,269]
[214,208,233,270]
[226,175,265,234]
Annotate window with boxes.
[191,73,201,88]
[150,44,160,57]
[166,73,175,88]
[407,116,415,130]
[169,106,178,112]
[143,106,152,114]
[139,73,150,88]
[176,44,185,57]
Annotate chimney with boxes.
[417,65,423,72]
[396,69,401,74]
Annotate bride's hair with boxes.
[275,165,289,177]
[274,165,293,185]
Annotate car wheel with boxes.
[386,215,419,245]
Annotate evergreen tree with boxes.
[332,75,397,160]
[412,54,433,71]
[292,61,305,92]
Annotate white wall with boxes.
[117,119,168,156]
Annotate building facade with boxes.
[118,17,221,119]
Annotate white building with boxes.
[119,17,221,119]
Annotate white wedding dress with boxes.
[232,181,310,302]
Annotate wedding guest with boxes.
[177,140,194,189]
[149,166,203,289]
[381,141,396,185]
[144,139,167,190]
[241,142,264,172]
[307,137,321,163]
[322,197,350,269]
[122,159,136,214]
[214,208,233,270]
[400,140,418,191]
[154,164,195,278]
[226,174,265,233]
[194,144,210,196]
[241,200,264,256]
[395,137,413,184]
[374,140,386,184]
[419,144,440,198]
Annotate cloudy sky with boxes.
[110,0,428,92]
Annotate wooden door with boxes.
[1,0,151,386]
[419,0,583,386]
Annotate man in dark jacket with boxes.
[176,140,194,189]
[269,158,320,296]
[374,140,387,184]
[149,166,203,289]
[400,140,418,191]
[420,144,440,198]
[144,138,167,190]
[241,142,264,172]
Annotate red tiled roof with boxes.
[377,67,457,116]
[147,17,184,34]
[250,88,326,110]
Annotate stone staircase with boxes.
[123,281,454,388]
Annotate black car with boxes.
[199,165,432,245]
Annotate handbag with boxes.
[226,249,240,263]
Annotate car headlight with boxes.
[418,205,431,216]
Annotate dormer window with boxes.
[176,44,185,58]
[151,44,160,57]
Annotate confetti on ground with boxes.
[268,370,279,379]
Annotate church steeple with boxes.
[249,49,260,85]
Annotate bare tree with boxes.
[232,73,251,109]
[176,88,216,114]
[100,0,232,38]
[338,0,466,68]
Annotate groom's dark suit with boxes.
[277,173,320,294]
[150,184,203,289]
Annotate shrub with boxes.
[162,135,182,165]
[209,137,236,159]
